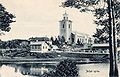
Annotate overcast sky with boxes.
[0,0,96,41]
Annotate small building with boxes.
[29,37,52,53]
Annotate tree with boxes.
[0,4,15,34]
[50,36,55,45]
[54,38,60,46]
[62,0,119,77]
[93,1,120,44]
[55,59,78,77]
[77,39,80,45]
[42,59,78,77]
[61,36,65,44]
[58,36,61,42]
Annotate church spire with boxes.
[63,10,68,20]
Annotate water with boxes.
[0,63,56,77]
[77,63,109,77]
[0,63,120,77]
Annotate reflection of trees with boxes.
[17,64,54,76]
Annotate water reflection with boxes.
[1,63,120,77]
[0,63,56,77]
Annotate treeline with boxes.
[50,36,85,47]
[0,39,30,50]
[50,36,65,47]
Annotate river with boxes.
[0,63,120,77]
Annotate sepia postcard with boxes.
[0,0,120,77]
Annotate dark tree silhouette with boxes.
[61,36,65,44]
[50,36,55,45]
[77,39,80,45]
[55,59,78,77]
[54,38,60,46]
[0,4,15,34]
[42,59,78,77]
[58,36,61,42]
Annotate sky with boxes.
[0,0,96,41]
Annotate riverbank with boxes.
[0,57,106,65]
[0,51,109,63]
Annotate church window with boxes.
[63,24,64,28]
[69,24,70,28]
[36,46,38,49]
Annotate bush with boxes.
[42,59,78,77]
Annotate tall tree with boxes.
[93,0,120,43]
[61,36,65,43]
[77,39,80,45]
[55,38,60,46]
[50,36,55,45]
[0,4,15,35]
[62,0,119,77]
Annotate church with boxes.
[59,12,93,46]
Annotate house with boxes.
[29,37,52,53]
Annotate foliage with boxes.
[62,0,102,13]
[0,39,30,50]
[77,39,80,45]
[50,36,54,45]
[50,36,66,47]
[0,4,15,33]
[76,39,84,46]
[42,59,78,77]
[55,59,78,77]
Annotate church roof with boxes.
[29,37,50,41]
[72,31,89,37]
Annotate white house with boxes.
[29,37,52,53]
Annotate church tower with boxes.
[59,12,72,44]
